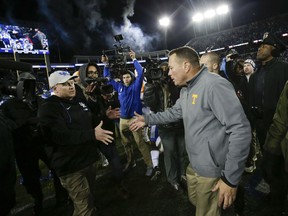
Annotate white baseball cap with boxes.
[49,70,78,88]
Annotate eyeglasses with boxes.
[87,71,98,75]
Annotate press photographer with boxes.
[77,62,128,197]
[0,61,68,216]
[78,62,109,101]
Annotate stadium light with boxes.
[158,16,171,49]
[204,9,216,19]
[216,5,229,15]
[192,13,204,22]
[159,17,171,27]
[192,3,229,22]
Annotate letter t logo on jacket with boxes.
[192,94,198,104]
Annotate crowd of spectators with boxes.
[186,13,288,61]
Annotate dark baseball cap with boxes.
[261,32,286,52]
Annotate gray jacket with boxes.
[145,66,251,186]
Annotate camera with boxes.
[85,77,109,86]
[225,48,239,60]
[144,58,164,83]
[102,34,131,78]
[0,60,39,103]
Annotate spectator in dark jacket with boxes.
[249,32,288,216]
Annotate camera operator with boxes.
[78,62,112,167]
[77,63,129,198]
[143,61,187,190]
[0,72,68,215]
[102,50,154,177]
[0,111,17,216]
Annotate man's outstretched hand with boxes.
[129,112,146,131]
[95,121,114,145]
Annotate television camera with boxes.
[84,76,111,97]
[0,60,38,104]
[144,58,164,83]
[84,77,109,86]
[102,34,131,78]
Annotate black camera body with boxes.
[102,34,131,79]
[85,77,109,86]
[0,60,37,103]
[84,77,110,97]
[144,58,164,83]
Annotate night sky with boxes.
[0,0,286,63]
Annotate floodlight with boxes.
[192,13,204,22]
[216,5,229,15]
[159,17,171,27]
[204,9,216,19]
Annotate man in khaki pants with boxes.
[38,70,114,216]
[130,46,251,216]
[102,50,153,176]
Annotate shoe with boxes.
[244,163,256,173]
[150,166,161,181]
[102,158,109,167]
[181,175,187,182]
[171,183,179,191]
[131,161,136,168]
[253,155,258,161]
[145,166,153,177]
[122,161,136,172]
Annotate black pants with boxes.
[14,141,68,205]
[262,152,288,212]
[98,142,123,183]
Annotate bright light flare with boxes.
[192,13,204,22]
[216,5,229,15]
[204,9,216,19]
[159,17,171,27]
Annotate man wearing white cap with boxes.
[243,59,255,82]
[38,70,114,216]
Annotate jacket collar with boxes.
[186,66,208,87]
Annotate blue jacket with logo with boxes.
[103,60,143,118]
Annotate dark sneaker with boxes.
[150,166,161,181]
[244,163,256,173]
[171,183,179,191]
[122,161,136,172]
[145,166,153,177]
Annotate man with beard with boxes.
[249,32,288,216]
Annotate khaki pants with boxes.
[119,118,152,167]
[186,164,221,216]
[59,162,98,216]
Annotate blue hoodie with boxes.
[103,60,143,118]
